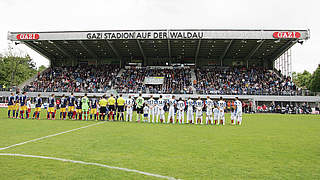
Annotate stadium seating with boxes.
[194,67,300,95]
[114,67,193,94]
[23,65,120,93]
[23,65,300,96]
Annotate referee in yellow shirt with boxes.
[107,94,116,121]
[99,95,108,121]
[116,94,125,121]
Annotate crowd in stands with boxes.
[194,67,301,95]
[23,65,120,93]
[256,103,319,114]
[23,65,304,96]
[114,67,193,94]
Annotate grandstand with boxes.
[5,29,320,107]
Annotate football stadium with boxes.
[0,29,319,179]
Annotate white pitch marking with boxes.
[0,153,177,179]
[0,121,106,151]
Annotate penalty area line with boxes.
[0,153,178,179]
[0,121,106,151]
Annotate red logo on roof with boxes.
[17,33,40,40]
[273,32,301,39]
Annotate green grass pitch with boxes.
[0,108,319,179]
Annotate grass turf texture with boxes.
[0,108,320,179]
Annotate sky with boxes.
[0,0,319,73]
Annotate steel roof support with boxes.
[168,39,171,58]
[51,41,72,59]
[106,40,121,60]
[78,40,97,58]
[219,40,233,66]
[195,39,201,66]
[23,41,54,60]
[269,40,295,62]
[136,40,146,65]
[245,40,265,67]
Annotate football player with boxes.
[81,93,90,120]
[125,95,134,122]
[205,96,214,125]
[47,94,56,120]
[186,97,194,124]
[157,95,166,123]
[19,92,28,119]
[14,91,20,118]
[235,97,243,125]
[167,95,177,124]
[147,95,156,123]
[90,96,99,120]
[177,97,185,124]
[135,93,144,122]
[213,104,219,125]
[195,97,204,124]
[33,94,42,120]
[60,94,67,120]
[217,97,226,125]
[67,93,76,119]
[7,92,15,118]
[75,97,82,120]
[26,97,31,119]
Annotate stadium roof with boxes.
[7,29,310,63]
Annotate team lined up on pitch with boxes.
[7,92,243,125]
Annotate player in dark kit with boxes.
[33,94,42,119]
[47,94,56,120]
[67,93,76,119]
[7,92,15,118]
[14,92,20,118]
[19,92,28,119]
[90,96,98,120]
[60,94,68,120]
[75,97,82,120]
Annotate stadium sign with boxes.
[16,33,39,40]
[86,31,204,40]
[8,29,309,41]
[144,77,164,85]
[273,32,301,39]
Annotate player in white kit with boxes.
[154,98,159,123]
[213,104,219,125]
[177,97,185,124]
[167,96,177,124]
[125,95,134,122]
[147,95,156,123]
[230,104,236,125]
[205,96,214,125]
[195,97,204,124]
[234,97,243,125]
[186,97,194,124]
[217,97,226,125]
[157,95,166,123]
[143,105,149,123]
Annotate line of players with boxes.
[135,94,242,125]
[7,92,242,125]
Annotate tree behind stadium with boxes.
[292,64,320,93]
[0,53,37,88]
[309,64,320,92]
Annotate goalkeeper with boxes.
[81,93,90,120]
